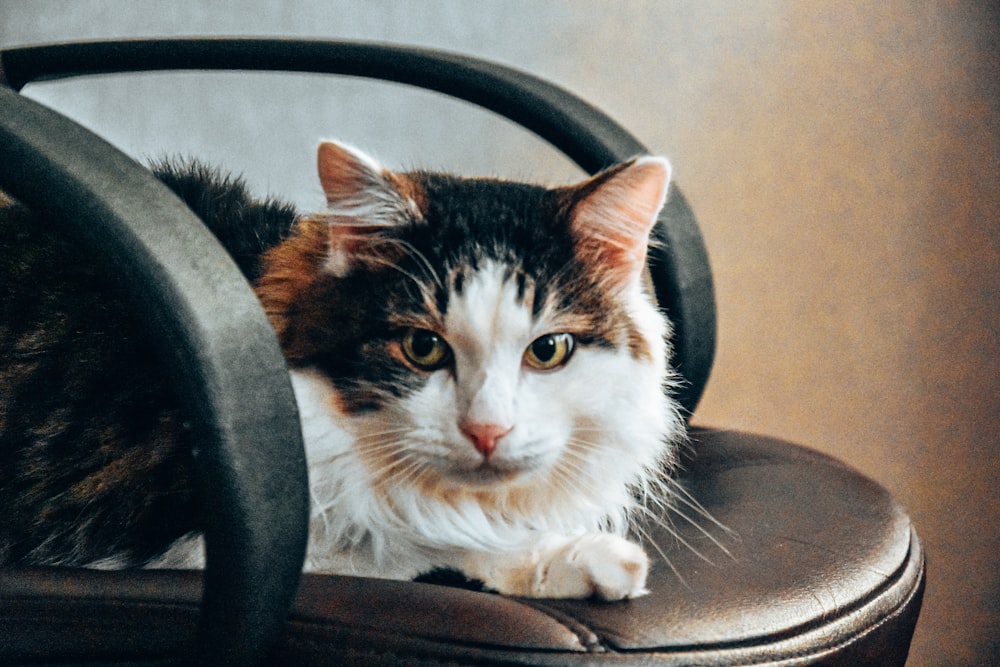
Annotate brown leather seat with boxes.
[0,40,924,665]
[2,429,924,665]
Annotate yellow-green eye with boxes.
[401,328,451,371]
[523,333,575,371]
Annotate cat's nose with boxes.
[459,421,512,459]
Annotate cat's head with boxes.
[258,141,681,522]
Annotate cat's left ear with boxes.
[562,156,671,288]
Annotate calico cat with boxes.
[0,140,683,600]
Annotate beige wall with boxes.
[3,1,997,663]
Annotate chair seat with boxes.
[0,428,924,666]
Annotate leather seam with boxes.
[276,637,471,666]
[505,600,609,653]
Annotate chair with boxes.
[0,39,924,665]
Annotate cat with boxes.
[0,140,683,600]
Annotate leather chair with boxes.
[0,39,924,665]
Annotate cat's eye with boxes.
[523,333,575,371]
[401,328,452,371]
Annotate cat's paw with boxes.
[533,534,649,601]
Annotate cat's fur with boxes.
[0,141,682,600]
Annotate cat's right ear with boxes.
[316,141,423,277]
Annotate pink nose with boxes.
[459,421,512,459]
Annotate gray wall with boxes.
[2,2,997,664]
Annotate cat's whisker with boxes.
[308,449,354,467]
[353,425,415,441]
[659,476,737,538]
[361,236,448,306]
[378,450,428,487]
[365,255,439,305]
[311,490,337,538]
[667,505,736,561]
[380,448,419,472]
[382,237,445,291]
[635,505,721,568]
[567,426,608,436]
[546,462,587,508]
[633,482,736,566]
[358,446,430,482]
[549,464,591,497]
[387,457,431,491]
[565,436,604,456]
[353,434,414,452]
[632,521,689,588]
[556,445,601,486]
[342,232,438,284]
[407,464,435,491]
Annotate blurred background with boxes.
[2,2,996,664]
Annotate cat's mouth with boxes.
[441,454,547,487]
[448,463,521,486]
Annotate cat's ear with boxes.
[316,140,422,276]
[563,157,671,288]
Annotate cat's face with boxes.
[258,141,677,504]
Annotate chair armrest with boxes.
[0,85,309,667]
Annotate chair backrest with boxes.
[0,39,716,665]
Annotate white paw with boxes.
[533,534,649,601]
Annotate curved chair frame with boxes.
[0,38,714,665]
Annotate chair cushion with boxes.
[0,428,924,665]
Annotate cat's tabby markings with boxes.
[1,140,685,600]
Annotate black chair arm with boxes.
[0,85,310,666]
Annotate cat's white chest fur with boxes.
[291,363,660,599]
